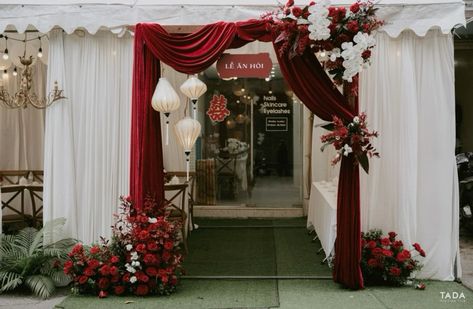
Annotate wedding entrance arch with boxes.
[130,19,363,289]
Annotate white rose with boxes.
[353,116,360,124]
[130,276,137,283]
[343,144,353,156]
[148,217,157,224]
[126,244,133,251]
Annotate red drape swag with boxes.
[131,19,363,289]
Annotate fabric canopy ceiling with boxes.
[0,0,465,37]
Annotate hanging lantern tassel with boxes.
[180,75,207,120]
[175,116,201,181]
[191,99,198,119]
[151,77,181,146]
[185,151,191,181]
[164,112,170,145]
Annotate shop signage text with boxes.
[217,53,272,78]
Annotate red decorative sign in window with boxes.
[207,94,230,122]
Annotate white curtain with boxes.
[44,30,132,244]
[359,30,460,280]
[0,61,46,170]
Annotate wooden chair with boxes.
[0,170,30,185]
[1,185,33,226]
[166,171,196,230]
[31,170,44,183]
[216,156,237,200]
[27,185,43,228]
[164,183,189,253]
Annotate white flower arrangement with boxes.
[341,32,376,82]
[307,0,332,41]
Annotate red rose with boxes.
[63,260,73,274]
[381,237,390,247]
[138,230,149,240]
[392,240,403,249]
[159,269,167,277]
[71,243,84,255]
[122,273,130,282]
[164,241,174,250]
[162,251,171,262]
[309,1,315,5]
[125,195,132,203]
[98,290,108,298]
[99,265,110,276]
[143,253,156,265]
[109,266,119,276]
[389,266,401,277]
[382,249,393,257]
[419,249,426,257]
[286,0,294,7]
[367,240,376,249]
[78,275,88,284]
[350,2,360,13]
[146,267,158,277]
[139,273,149,283]
[396,250,411,262]
[147,241,158,251]
[388,231,397,240]
[161,274,169,283]
[367,258,378,268]
[140,216,148,224]
[292,7,303,18]
[136,243,147,253]
[347,20,359,33]
[88,259,100,269]
[362,50,371,59]
[97,277,110,290]
[114,285,125,295]
[135,284,149,296]
[372,247,383,256]
[413,243,425,257]
[110,256,120,264]
[90,246,100,255]
[84,267,95,277]
[362,23,371,32]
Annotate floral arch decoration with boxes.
[130,0,382,291]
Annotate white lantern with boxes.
[174,116,201,180]
[151,77,180,145]
[180,75,207,119]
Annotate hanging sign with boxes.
[216,53,273,78]
[207,94,230,122]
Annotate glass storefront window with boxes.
[194,49,303,208]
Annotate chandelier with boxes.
[0,33,65,109]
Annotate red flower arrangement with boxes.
[263,0,383,86]
[320,112,378,173]
[361,229,426,286]
[65,196,183,297]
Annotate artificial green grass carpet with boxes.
[185,227,277,276]
[57,280,473,309]
[185,218,330,277]
[56,279,279,309]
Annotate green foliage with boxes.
[0,218,76,298]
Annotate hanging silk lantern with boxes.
[151,77,180,145]
[180,75,207,119]
[174,116,201,180]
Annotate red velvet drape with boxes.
[131,19,363,289]
[274,47,363,289]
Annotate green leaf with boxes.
[24,275,55,299]
[357,153,370,174]
[0,271,23,292]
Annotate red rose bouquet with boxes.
[361,229,426,286]
[320,112,378,173]
[65,195,183,297]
